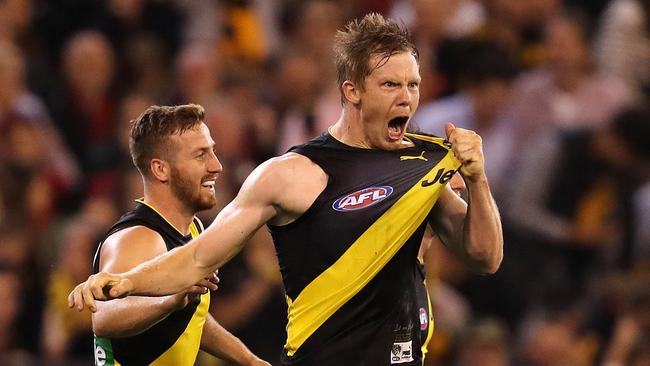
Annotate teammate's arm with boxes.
[92,227,216,337]
[199,314,271,366]
[429,123,503,274]
[69,157,292,312]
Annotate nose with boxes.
[207,151,223,174]
[397,85,412,108]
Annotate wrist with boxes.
[122,275,136,295]
[464,173,488,185]
[160,295,179,313]
[161,292,186,312]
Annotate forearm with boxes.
[92,296,177,338]
[463,175,503,273]
[200,315,263,365]
[126,243,212,296]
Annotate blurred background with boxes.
[0,0,649,365]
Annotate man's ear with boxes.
[150,158,170,183]
[342,80,361,105]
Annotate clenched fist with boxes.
[445,122,485,182]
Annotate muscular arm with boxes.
[122,162,281,297]
[430,123,503,274]
[200,314,269,366]
[70,155,317,314]
[93,296,181,338]
[431,178,503,274]
[92,227,203,337]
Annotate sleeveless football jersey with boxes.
[269,132,460,365]
[92,200,209,366]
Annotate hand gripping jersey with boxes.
[268,132,461,365]
[92,200,209,366]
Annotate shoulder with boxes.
[246,152,324,188]
[99,226,167,271]
[237,152,327,215]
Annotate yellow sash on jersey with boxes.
[285,138,460,356]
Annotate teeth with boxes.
[202,180,215,187]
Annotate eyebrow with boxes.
[193,145,214,154]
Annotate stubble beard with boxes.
[169,165,217,214]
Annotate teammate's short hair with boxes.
[334,13,418,103]
[129,104,205,177]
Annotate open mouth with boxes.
[201,179,216,191]
[388,116,409,140]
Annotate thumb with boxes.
[445,122,456,140]
[108,279,131,298]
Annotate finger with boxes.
[187,285,209,295]
[109,280,130,298]
[459,157,478,166]
[68,285,78,308]
[445,122,456,141]
[196,279,218,291]
[453,146,480,157]
[454,150,478,162]
[81,285,98,313]
[90,280,110,301]
[71,284,85,311]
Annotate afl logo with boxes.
[332,186,393,212]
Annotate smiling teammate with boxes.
[69,14,503,366]
[89,104,269,366]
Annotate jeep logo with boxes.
[421,168,457,187]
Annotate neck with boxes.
[142,185,194,236]
[329,108,372,148]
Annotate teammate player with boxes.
[69,14,503,365]
[89,104,269,366]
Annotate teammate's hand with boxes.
[445,122,485,182]
[170,270,220,310]
[196,269,219,291]
[168,283,211,310]
[181,270,219,305]
[67,272,134,313]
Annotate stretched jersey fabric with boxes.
[268,132,460,365]
[92,200,209,366]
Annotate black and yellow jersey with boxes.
[268,132,460,365]
[91,200,209,366]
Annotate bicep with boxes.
[99,227,168,273]
[192,166,281,270]
[428,185,467,250]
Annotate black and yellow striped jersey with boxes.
[269,132,460,365]
[92,200,209,366]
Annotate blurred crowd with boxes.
[0,0,649,365]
